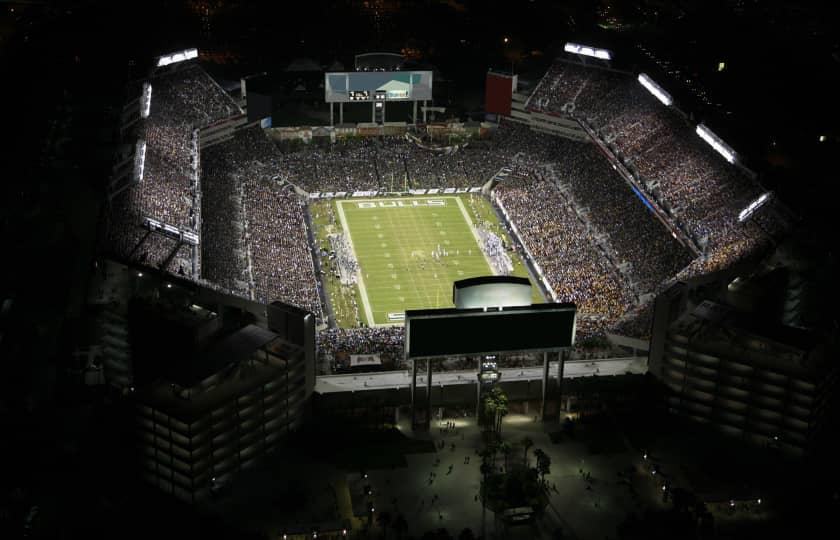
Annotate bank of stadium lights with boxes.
[696,123,737,164]
[564,42,613,61]
[738,192,772,222]
[133,140,146,183]
[637,73,673,106]
[141,82,152,119]
[156,48,198,67]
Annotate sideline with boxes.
[335,199,376,326]
[454,196,496,276]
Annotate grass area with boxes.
[310,201,366,328]
[338,195,491,326]
[461,193,544,304]
[312,194,544,327]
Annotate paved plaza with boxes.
[207,409,670,539]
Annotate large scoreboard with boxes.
[325,71,433,103]
[405,303,577,359]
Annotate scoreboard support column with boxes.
[330,102,334,126]
[413,100,418,125]
[557,350,567,418]
[340,102,344,124]
[426,359,433,429]
[410,357,417,429]
[540,352,550,421]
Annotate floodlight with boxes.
[134,140,146,183]
[156,48,198,67]
[696,124,736,163]
[564,42,613,61]
[637,73,673,106]
[141,82,152,118]
[738,192,771,222]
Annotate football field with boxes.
[336,196,492,325]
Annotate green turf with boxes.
[461,193,544,304]
[337,196,493,325]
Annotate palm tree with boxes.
[499,441,512,471]
[377,510,393,538]
[492,388,509,434]
[482,393,497,432]
[522,436,534,467]
[534,448,551,486]
[483,387,509,434]
[458,528,476,540]
[392,513,408,539]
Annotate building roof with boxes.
[168,324,278,387]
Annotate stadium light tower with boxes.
[696,123,737,164]
[738,192,772,222]
[156,48,198,67]
[141,82,152,119]
[564,42,613,61]
[637,73,673,106]
[133,140,146,183]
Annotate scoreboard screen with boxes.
[325,71,433,103]
[405,303,576,359]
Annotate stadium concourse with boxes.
[104,56,785,375]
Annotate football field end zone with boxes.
[335,195,495,328]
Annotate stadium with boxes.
[103,44,789,380]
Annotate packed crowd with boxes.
[495,170,637,327]
[275,128,553,193]
[545,137,695,293]
[527,60,778,266]
[317,327,406,371]
[106,64,242,277]
[201,127,322,316]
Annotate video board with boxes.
[405,303,576,359]
[325,71,433,103]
